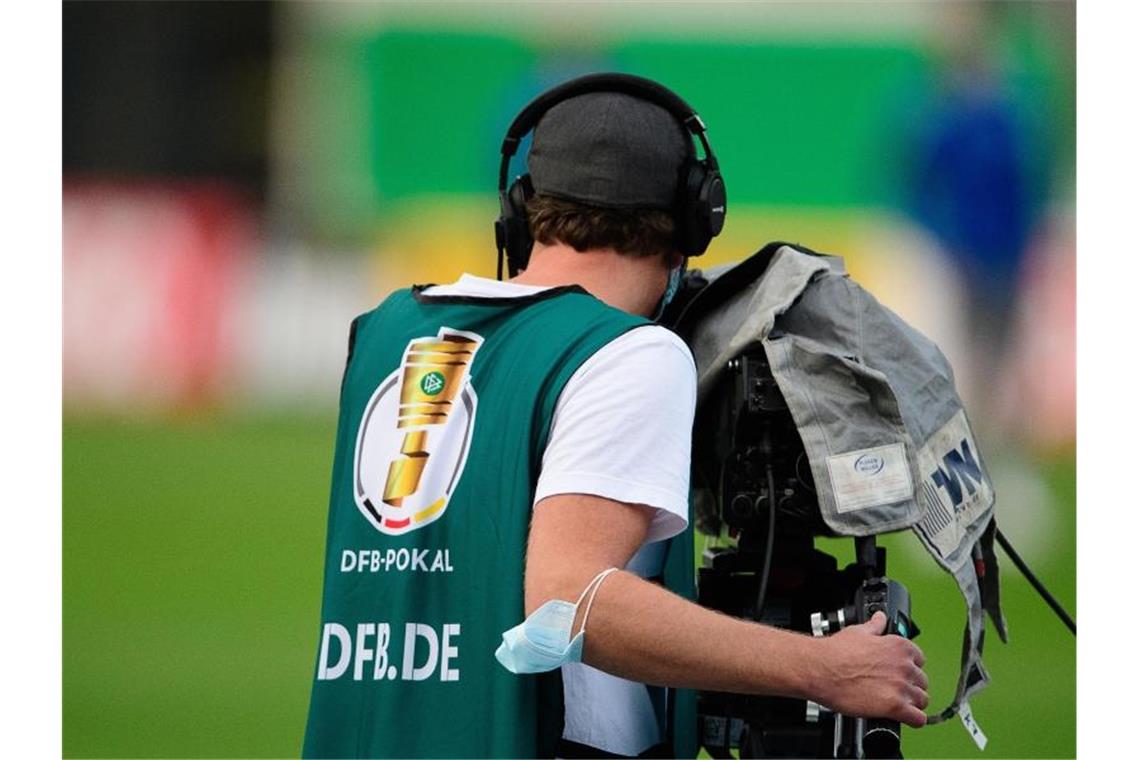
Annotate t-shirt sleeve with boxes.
[533,324,696,543]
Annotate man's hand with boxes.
[813,611,930,728]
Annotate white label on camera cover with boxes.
[826,443,912,513]
[958,700,988,750]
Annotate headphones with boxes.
[493,72,726,279]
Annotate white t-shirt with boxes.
[420,274,695,755]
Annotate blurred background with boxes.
[63,1,1075,757]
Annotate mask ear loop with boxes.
[572,567,619,638]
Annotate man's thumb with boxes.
[861,610,888,635]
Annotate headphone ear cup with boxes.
[498,174,535,275]
[675,159,709,256]
[700,170,726,239]
[508,174,533,217]
[674,160,725,256]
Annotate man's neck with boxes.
[510,243,670,317]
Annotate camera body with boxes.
[717,353,825,535]
[694,349,919,759]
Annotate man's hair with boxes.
[526,194,675,258]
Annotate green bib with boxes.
[302,285,649,758]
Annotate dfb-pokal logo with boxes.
[353,328,483,535]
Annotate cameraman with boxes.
[302,77,927,759]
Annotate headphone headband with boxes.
[502,73,701,152]
[498,72,718,189]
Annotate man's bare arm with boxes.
[525,493,930,728]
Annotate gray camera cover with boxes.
[686,244,1007,724]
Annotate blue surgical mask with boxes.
[495,568,617,674]
[653,258,688,321]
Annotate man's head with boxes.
[495,73,725,281]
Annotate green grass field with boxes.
[63,414,1075,758]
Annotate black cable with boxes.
[995,528,1076,635]
[755,463,778,618]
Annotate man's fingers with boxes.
[899,704,928,729]
[907,682,930,712]
[910,664,929,692]
[862,610,888,635]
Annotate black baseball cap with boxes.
[526,92,690,211]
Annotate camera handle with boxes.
[806,537,920,759]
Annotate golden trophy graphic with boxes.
[379,331,481,525]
